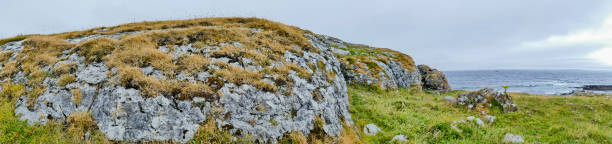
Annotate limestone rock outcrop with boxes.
[0,18,450,143]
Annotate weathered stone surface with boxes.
[503,133,525,143]
[76,63,108,84]
[418,64,450,92]
[456,88,518,112]
[363,123,382,136]
[8,33,357,143]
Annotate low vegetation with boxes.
[349,86,612,143]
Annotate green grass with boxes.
[349,86,612,143]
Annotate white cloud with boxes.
[523,14,612,48]
[590,48,612,65]
[521,14,612,66]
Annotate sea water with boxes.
[445,70,612,95]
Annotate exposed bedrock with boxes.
[2,18,450,143]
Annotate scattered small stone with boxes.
[475,118,485,127]
[467,116,475,121]
[364,123,383,136]
[503,133,525,143]
[391,134,408,142]
[485,115,496,124]
[444,96,457,104]
[585,105,595,111]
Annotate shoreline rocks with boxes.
[580,85,612,91]
[561,90,597,96]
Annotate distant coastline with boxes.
[445,69,612,95]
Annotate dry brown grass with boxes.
[0,35,28,46]
[72,88,82,105]
[107,34,176,75]
[215,65,264,87]
[1,82,26,101]
[53,62,77,75]
[0,50,13,63]
[0,61,19,78]
[252,80,277,92]
[57,74,76,86]
[278,132,308,144]
[66,111,98,142]
[115,65,161,96]
[74,37,118,63]
[176,54,210,75]
[179,81,213,100]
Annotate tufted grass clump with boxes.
[0,51,13,63]
[74,37,118,63]
[72,88,82,105]
[66,111,98,142]
[57,74,76,87]
[53,62,78,75]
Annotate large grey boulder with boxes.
[417,64,451,92]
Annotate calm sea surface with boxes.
[445,70,612,95]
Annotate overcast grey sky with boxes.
[2,0,612,70]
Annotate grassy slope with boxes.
[349,86,612,143]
